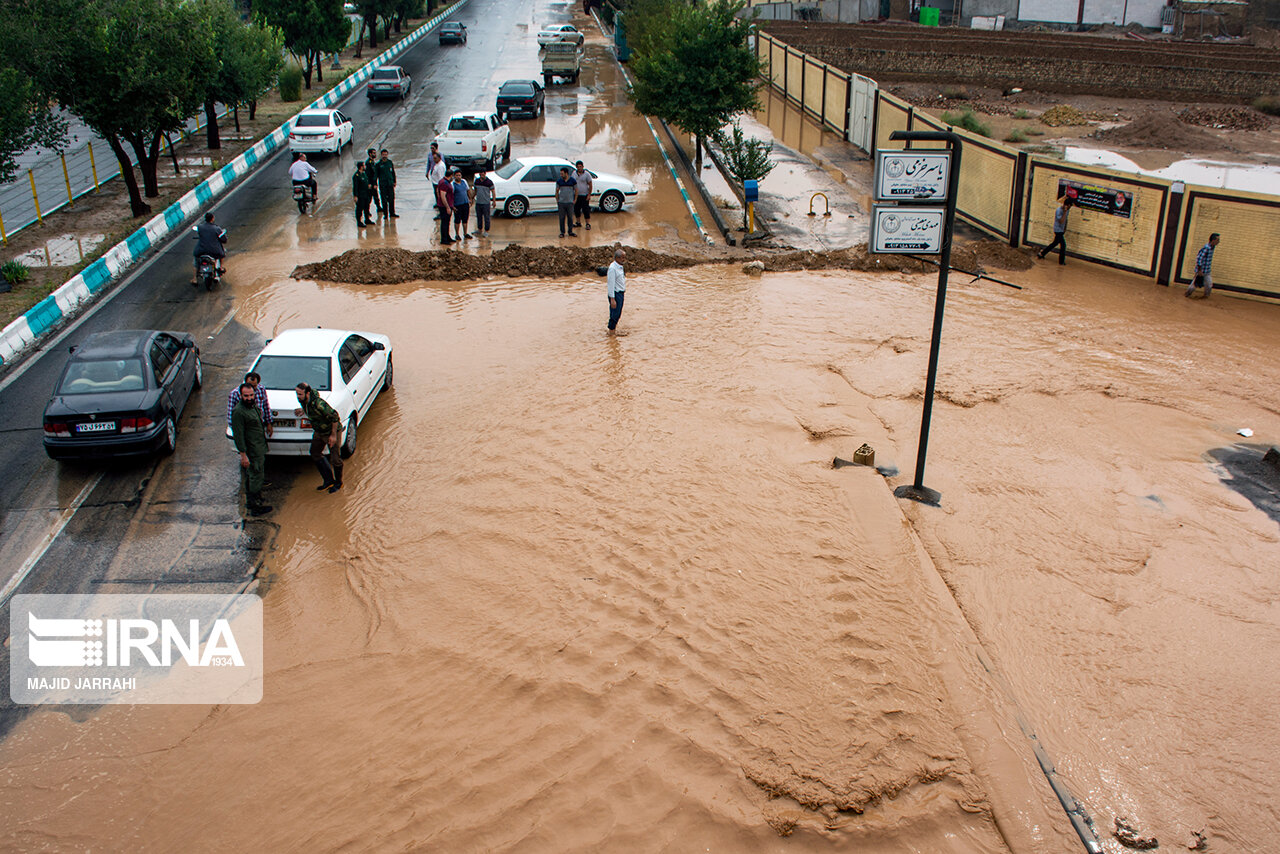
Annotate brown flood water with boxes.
[2,257,1279,852]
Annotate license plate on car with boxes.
[274,419,297,428]
[75,421,116,433]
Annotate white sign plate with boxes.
[875,151,951,201]
[871,206,946,254]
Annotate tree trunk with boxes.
[316,51,324,84]
[695,135,703,172]
[394,13,403,33]
[164,133,181,175]
[355,19,366,57]
[204,100,221,149]
[233,105,241,133]
[249,99,257,121]
[303,52,314,88]
[383,17,391,39]
[366,15,378,48]
[106,135,150,216]
[126,133,161,198]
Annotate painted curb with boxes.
[0,0,470,368]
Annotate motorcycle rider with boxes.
[289,152,319,205]
[191,212,227,286]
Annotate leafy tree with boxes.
[629,0,763,168]
[355,0,397,50]
[392,0,424,33]
[0,66,67,184]
[198,0,284,148]
[713,120,774,229]
[13,0,216,216]
[255,0,349,89]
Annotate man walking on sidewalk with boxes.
[1185,233,1220,299]
[231,383,272,516]
[1037,196,1073,265]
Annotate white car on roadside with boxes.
[537,23,584,46]
[288,109,355,155]
[491,156,638,218]
[227,328,392,458]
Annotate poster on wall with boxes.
[1058,179,1133,219]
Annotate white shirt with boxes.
[288,160,318,181]
[607,261,625,297]
[428,157,447,185]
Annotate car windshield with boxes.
[295,114,330,127]
[448,116,489,131]
[495,159,524,179]
[500,83,534,96]
[442,23,461,31]
[252,355,332,392]
[58,359,147,395]
[372,69,399,80]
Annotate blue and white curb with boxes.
[0,0,470,368]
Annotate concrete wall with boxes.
[750,0,874,22]
[964,0,1017,17]
[1019,0,1167,25]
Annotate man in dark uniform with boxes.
[376,148,398,218]
[364,147,381,214]
[231,382,272,515]
[353,161,373,227]
[295,382,343,493]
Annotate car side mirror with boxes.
[68,345,77,353]
[373,342,385,351]
[183,339,196,348]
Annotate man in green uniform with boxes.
[295,382,343,493]
[376,148,398,218]
[364,147,382,214]
[231,382,273,515]
[353,161,373,227]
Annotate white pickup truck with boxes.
[433,112,511,172]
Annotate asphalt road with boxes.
[0,0,565,734]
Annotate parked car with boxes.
[229,328,392,458]
[439,22,467,44]
[491,156,637,219]
[537,23,584,46]
[542,41,581,85]
[288,109,354,154]
[495,79,545,119]
[433,112,511,171]
[366,65,411,101]
[43,330,202,460]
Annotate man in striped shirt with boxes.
[227,371,273,437]
[1185,233,1220,299]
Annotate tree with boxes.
[198,0,285,148]
[628,0,763,168]
[392,0,424,33]
[13,0,216,216]
[255,0,349,89]
[713,120,774,230]
[355,0,396,50]
[0,66,67,184]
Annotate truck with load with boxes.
[432,112,511,171]
[542,42,581,86]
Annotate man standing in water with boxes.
[607,247,626,334]
[1037,196,1072,265]
[231,383,272,516]
[295,382,343,493]
[1185,233,1220,299]
[376,148,398,218]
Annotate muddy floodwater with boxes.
[3,258,1279,852]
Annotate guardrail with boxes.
[0,0,471,368]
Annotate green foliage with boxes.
[629,0,763,154]
[199,0,285,108]
[1252,96,1280,117]
[254,0,349,87]
[1,261,31,286]
[1014,108,1033,119]
[1004,128,1029,143]
[713,121,775,184]
[941,86,969,100]
[941,108,992,138]
[278,65,304,102]
[0,66,67,184]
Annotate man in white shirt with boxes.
[288,154,318,198]
[428,150,447,185]
[606,247,626,333]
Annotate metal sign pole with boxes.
[889,129,962,506]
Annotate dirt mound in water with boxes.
[761,240,1033,275]
[1096,111,1226,150]
[293,244,701,284]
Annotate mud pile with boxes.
[1096,111,1226,150]
[1178,106,1272,132]
[1039,105,1091,127]
[293,244,701,284]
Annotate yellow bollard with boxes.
[747,201,755,234]
[0,210,7,245]
[28,169,42,222]
[88,141,100,190]
[61,154,74,206]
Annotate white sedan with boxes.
[491,156,638,219]
[537,24,584,46]
[227,328,392,458]
[288,109,355,155]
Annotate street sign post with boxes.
[871,206,946,254]
[874,151,951,202]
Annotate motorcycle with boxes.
[196,254,221,291]
[293,180,316,214]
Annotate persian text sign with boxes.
[11,593,263,704]
[871,206,946,253]
[1058,179,1133,219]
[875,151,951,201]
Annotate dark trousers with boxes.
[558,202,576,235]
[371,185,382,211]
[240,453,265,496]
[453,203,470,232]
[474,203,491,231]
[309,433,343,486]
[360,195,374,222]
[438,206,453,243]
[380,186,396,216]
[574,196,591,224]
[1042,231,1066,264]
[608,291,625,330]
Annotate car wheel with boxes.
[600,190,624,213]
[505,196,528,218]
[341,414,357,459]
[382,355,393,392]
[160,415,177,456]
[193,355,203,389]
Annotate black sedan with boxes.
[439,22,467,45]
[42,330,202,461]
[496,79,545,119]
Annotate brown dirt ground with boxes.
[1094,110,1228,151]
[293,239,1034,284]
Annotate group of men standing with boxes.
[352,147,400,226]
[427,145,495,244]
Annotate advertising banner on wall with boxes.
[1058,178,1134,219]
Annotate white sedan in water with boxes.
[288,109,355,154]
[491,156,638,219]
[227,328,392,458]
[537,23,584,46]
